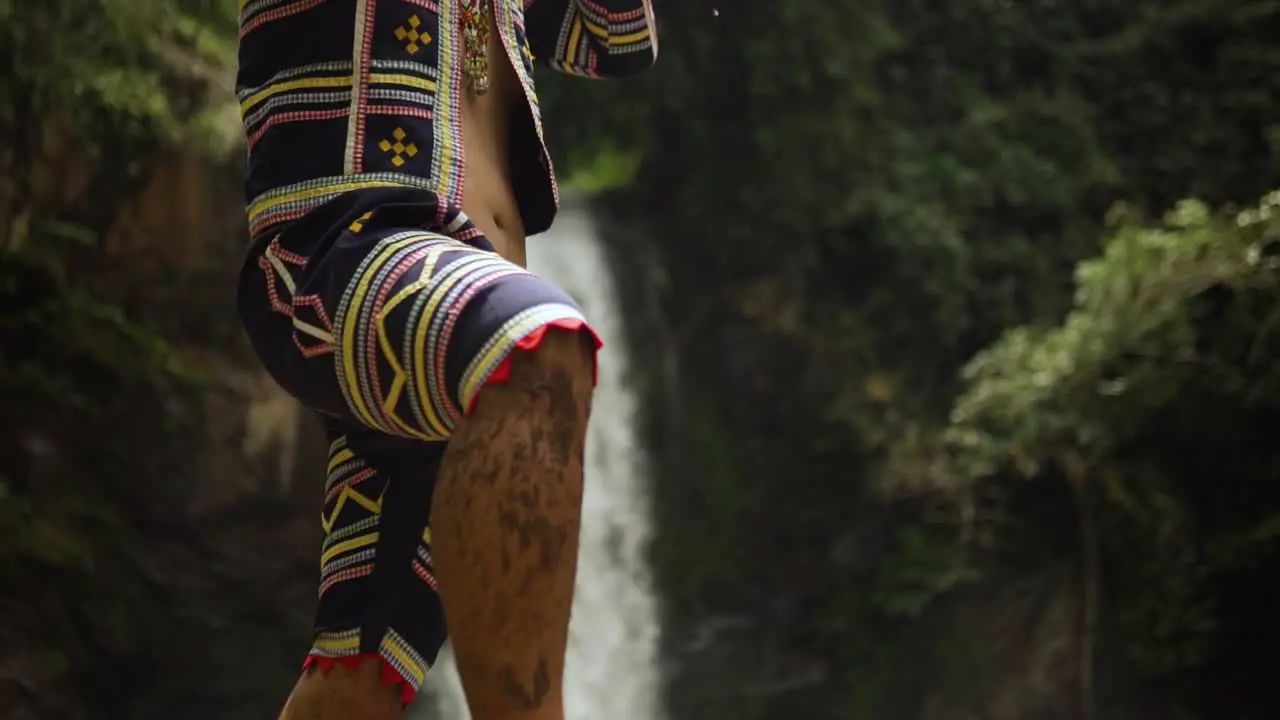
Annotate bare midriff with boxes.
[460,4,528,268]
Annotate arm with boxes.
[523,0,658,79]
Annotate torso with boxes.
[240,0,659,246]
[460,1,528,267]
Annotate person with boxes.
[234,1,658,718]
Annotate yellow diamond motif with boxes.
[380,127,418,168]
[395,15,432,54]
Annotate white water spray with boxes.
[414,203,663,720]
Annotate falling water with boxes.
[413,201,663,720]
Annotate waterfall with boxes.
[412,202,663,720]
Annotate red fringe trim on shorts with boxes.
[302,654,417,706]
[469,318,603,413]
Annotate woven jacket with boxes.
[237,0,658,240]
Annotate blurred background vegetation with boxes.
[2,1,1278,718]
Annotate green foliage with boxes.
[561,146,644,195]
[947,193,1280,477]
[0,4,239,714]
[872,525,978,618]
[921,193,1280,688]
[0,237,206,716]
[646,388,751,617]
[0,0,237,155]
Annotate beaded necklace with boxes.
[460,0,491,94]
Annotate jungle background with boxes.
[2,0,1278,718]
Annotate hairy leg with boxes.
[431,328,595,720]
[277,661,403,720]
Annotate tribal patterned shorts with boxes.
[237,187,598,703]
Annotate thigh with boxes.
[238,190,595,440]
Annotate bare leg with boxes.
[277,661,403,720]
[431,328,595,720]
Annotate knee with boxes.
[501,327,597,418]
[513,326,596,391]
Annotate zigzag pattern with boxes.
[332,230,587,442]
[318,435,387,597]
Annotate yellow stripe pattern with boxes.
[332,229,588,442]
[539,0,658,79]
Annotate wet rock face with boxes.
[0,149,324,719]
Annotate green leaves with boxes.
[946,193,1280,479]
[0,0,237,155]
[873,525,978,617]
